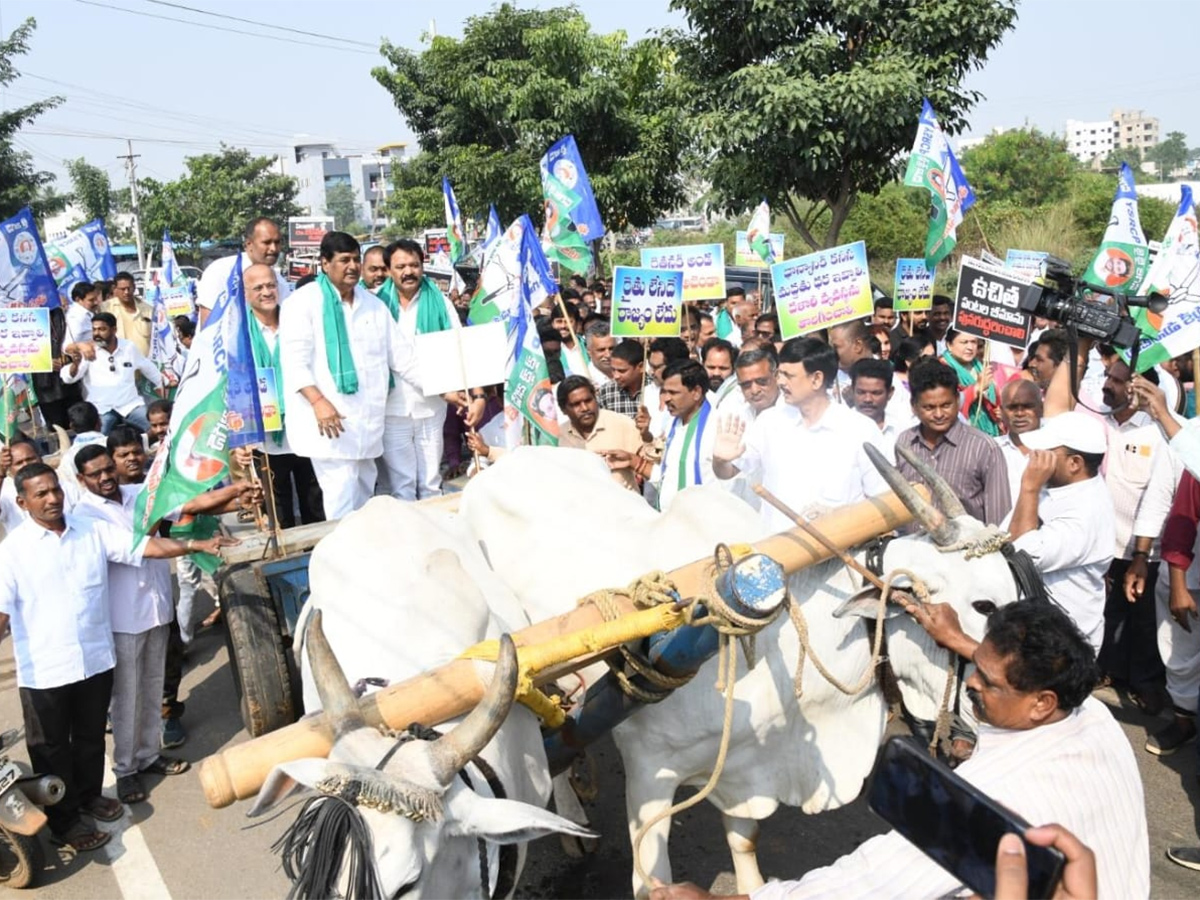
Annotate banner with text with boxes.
[952,256,1033,348]
[770,241,873,339]
[735,231,785,268]
[641,243,725,302]
[893,258,934,312]
[611,266,683,336]
[1004,249,1049,280]
[0,307,52,373]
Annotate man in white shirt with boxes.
[645,337,691,440]
[0,463,229,851]
[1,435,80,533]
[64,280,100,352]
[1008,411,1116,652]
[651,602,1147,900]
[195,217,291,329]
[375,239,481,501]
[651,359,720,512]
[702,338,738,407]
[849,357,902,458]
[994,378,1043,507]
[584,321,616,388]
[713,336,889,533]
[278,232,424,519]
[716,345,782,511]
[61,312,163,433]
[74,445,191,804]
[827,319,872,401]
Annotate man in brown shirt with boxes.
[557,376,649,492]
[104,272,153,358]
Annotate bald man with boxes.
[995,378,1044,507]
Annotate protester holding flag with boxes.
[196,217,290,329]
[278,232,424,518]
[942,330,1002,436]
[375,238,483,500]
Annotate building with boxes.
[1112,109,1159,153]
[1065,119,1115,164]
[282,137,406,232]
[1065,109,1161,166]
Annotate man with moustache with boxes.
[651,359,720,511]
[995,379,1044,506]
[61,312,163,434]
[849,357,901,457]
[196,217,291,328]
[583,321,616,387]
[702,338,738,405]
[556,375,649,492]
[360,245,388,292]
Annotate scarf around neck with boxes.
[319,273,358,395]
[248,313,284,445]
[377,276,452,334]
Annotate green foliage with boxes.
[0,18,63,220]
[1102,146,1142,170]
[1146,131,1189,179]
[372,3,691,231]
[959,130,1078,210]
[381,152,443,236]
[324,182,358,231]
[65,157,112,224]
[841,183,929,266]
[668,0,1018,251]
[137,146,301,252]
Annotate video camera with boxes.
[1018,256,1167,350]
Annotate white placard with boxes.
[415,320,508,397]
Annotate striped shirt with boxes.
[752,697,1148,900]
[896,420,1012,526]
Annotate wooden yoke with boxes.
[198,488,923,809]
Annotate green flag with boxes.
[541,171,593,274]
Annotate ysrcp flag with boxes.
[484,204,502,250]
[904,99,976,268]
[747,200,775,264]
[46,219,117,305]
[540,135,605,242]
[161,229,180,286]
[133,254,263,544]
[1130,186,1200,371]
[1083,163,1150,295]
[468,216,523,327]
[0,207,59,309]
[505,218,560,447]
[147,270,185,379]
[442,177,466,265]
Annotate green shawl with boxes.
[248,313,283,445]
[318,273,358,395]
[942,350,999,436]
[377,276,453,333]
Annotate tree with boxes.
[668,0,1018,251]
[959,130,1078,210]
[65,157,112,224]
[1101,145,1142,170]
[137,146,301,253]
[0,18,63,220]
[324,182,358,231]
[1146,131,1189,180]
[381,152,443,236]
[372,4,692,231]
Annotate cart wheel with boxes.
[219,564,298,737]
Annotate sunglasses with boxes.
[107,353,116,373]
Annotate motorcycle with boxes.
[0,730,64,889]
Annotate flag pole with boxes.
[257,451,287,558]
[973,341,991,424]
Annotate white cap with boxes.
[1019,411,1107,455]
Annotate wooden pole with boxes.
[257,451,287,558]
[972,341,991,424]
[197,487,924,809]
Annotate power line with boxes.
[74,0,377,56]
[144,0,376,48]
[24,127,286,149]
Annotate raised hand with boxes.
[712,415,746,464]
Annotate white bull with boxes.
[247,498,592,899]
[458,445,1021,896]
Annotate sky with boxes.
[3,0,1197,194]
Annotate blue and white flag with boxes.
[161,229,180,286]
[540,135,606,241]
[442,177,466,264]
[217,254,265,448]
[148,271,185,379]
[484,204,502,250]
[0,207,59,309]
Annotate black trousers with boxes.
[1099,557,1165,693]
[162,618,185,720]
[19,668,114,836]
[255,451,324,530]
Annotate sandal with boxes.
[54,821,112,852]
[117,774,147,804]
[83,796,124,822]
[141,755,190,777]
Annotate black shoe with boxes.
[1167,846,1200,871]
[1146,718,1197,756]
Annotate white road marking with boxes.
[98,758,173,900]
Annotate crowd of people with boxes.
[2,214,1199,894]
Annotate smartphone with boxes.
[867,736,1065,899]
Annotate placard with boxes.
[893,258,934,312]
[735,231,785,268]
[952,256,1034,348]
[640,243,724,302]
[770,241,873,339]
[146,268,196,318]
[610,266,683,336]
[0,307,51,373]
[415,320,508,397]
[1004,249,1049,280]
[257,367,282,432]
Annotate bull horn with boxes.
[305,609,367,737]
[429,634,519,788]
[864,443,959,547]
[894,444,967,520]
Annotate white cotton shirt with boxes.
[858,411,901,460]
[654,404,720,512]
[994,434,1030,508]
[60,338,163,416]
[1103,410,1177,560]
[1170,418,1200,482]
[735,400,891,533]
[384,290,452,420]
[74,485,173,634]
[195,254,291,310]
[1,477,80,532]
[752,697,1147,900]
[1011,476,1115,652]
[0,514,148,689]
[64,301,94,345]
[642,381,670,439]
[279,281,421,461]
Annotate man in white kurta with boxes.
[278,232,421,519]
[195,217,291,329]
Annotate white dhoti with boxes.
[310,457,378,519]
[380,405,447,501]
[1154,565,1200,712]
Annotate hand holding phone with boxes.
[994,826,1097,900]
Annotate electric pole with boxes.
[119,139,146,270]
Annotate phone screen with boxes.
[867,737,1064,899]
